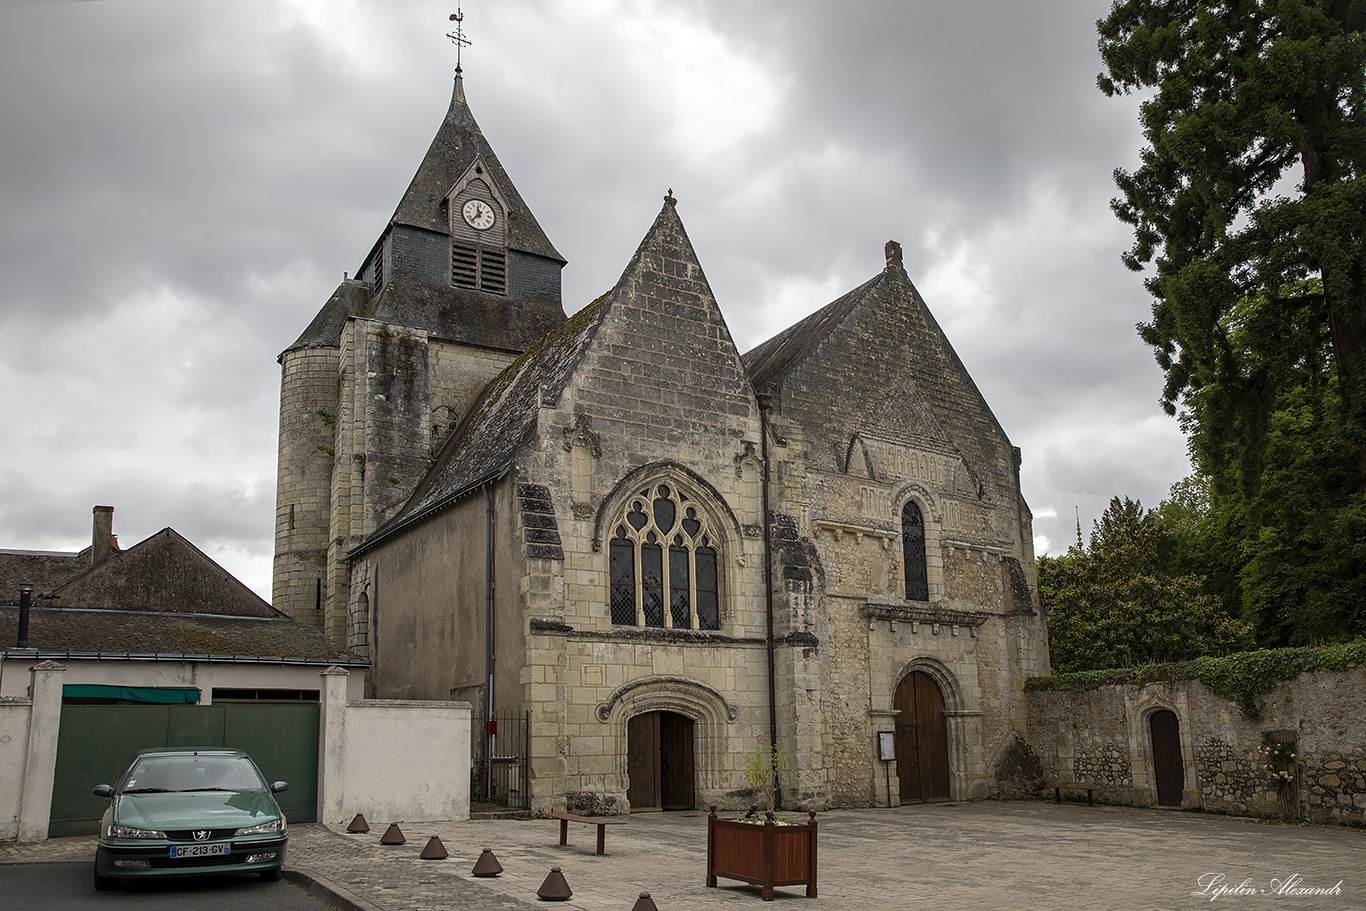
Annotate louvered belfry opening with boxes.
[451,241,508,295]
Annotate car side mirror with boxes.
[271,781,289,793]
[93,784,113,798]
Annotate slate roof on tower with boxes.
[284,73,566,355]
[384,74,562,262]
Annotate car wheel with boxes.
[259,867,283,882]
[92,867,119,891]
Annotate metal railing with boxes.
[474,711,529,809]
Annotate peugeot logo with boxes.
[194,830,211,841]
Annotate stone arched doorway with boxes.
[893,670,950,802]
[627,711,695,811]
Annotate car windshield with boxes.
[122,754,266,794]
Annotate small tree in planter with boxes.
[708,743,817,901]
[741,743,792,815]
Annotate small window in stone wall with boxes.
[903,500,929,601]
[608,483,720,630]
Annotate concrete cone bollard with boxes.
[420,836,448,859]
[471,847,503,877]
[346,813,370,833]
[380,823,406,845]
[631,892,660,911]
[537,866,572,901]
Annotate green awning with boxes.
[62,684,200,704]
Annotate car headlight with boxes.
[107,823,167,839]
[236,818,285,836]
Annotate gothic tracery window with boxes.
[609,483,719,630]
[903,500,929,602]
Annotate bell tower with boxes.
[273,28,566,642]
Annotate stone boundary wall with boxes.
[1016,666,1366,825]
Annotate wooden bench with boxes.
[549,811,627,855]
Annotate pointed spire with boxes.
[447,10,471,106]
[451,70,467,108]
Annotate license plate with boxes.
[170,842,230,859]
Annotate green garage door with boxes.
[50,702,319,837]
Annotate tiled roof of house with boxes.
[0,606,364,665]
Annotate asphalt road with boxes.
[0,862,339,910]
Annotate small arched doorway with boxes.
[627,711,695,811]
[893,671,950,802]
[1149,709,1184,806]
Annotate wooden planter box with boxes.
[706,806,818,901]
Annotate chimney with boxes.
[92,505,115,567]
[16,584,33,649]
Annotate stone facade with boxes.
[274,75,1048,814]
[1023,667,1366,825]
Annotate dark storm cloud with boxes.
[0,0,1192,595]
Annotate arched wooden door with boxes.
[1149,709,1184,807]
[627,711,695,811]
[893,671,950,802]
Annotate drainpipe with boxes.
[16,584,33,648]
[484,483,496,769]
[757,394,781,809]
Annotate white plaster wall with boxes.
[318,670,471,827]
[0,660,364,701]
[0,698,31,840]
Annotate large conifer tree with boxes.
[1097,0,1366,492]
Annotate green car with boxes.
[92,748,289,890]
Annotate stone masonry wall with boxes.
[1024,667,1366,824]
[273,346,339,629]
[427,340,518,456]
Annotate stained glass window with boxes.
[608,483,720,630]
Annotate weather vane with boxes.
[448,10,472,72]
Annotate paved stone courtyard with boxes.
[4,801,1361,910]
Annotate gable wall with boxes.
[759,264,1048,805]
[508,213,778,812]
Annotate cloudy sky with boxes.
[0,0,1190,599]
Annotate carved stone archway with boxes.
[890,657,985,800]
[597,676,737,808]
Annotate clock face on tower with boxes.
[462,199,495,230]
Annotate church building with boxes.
[273,65,1049,814]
